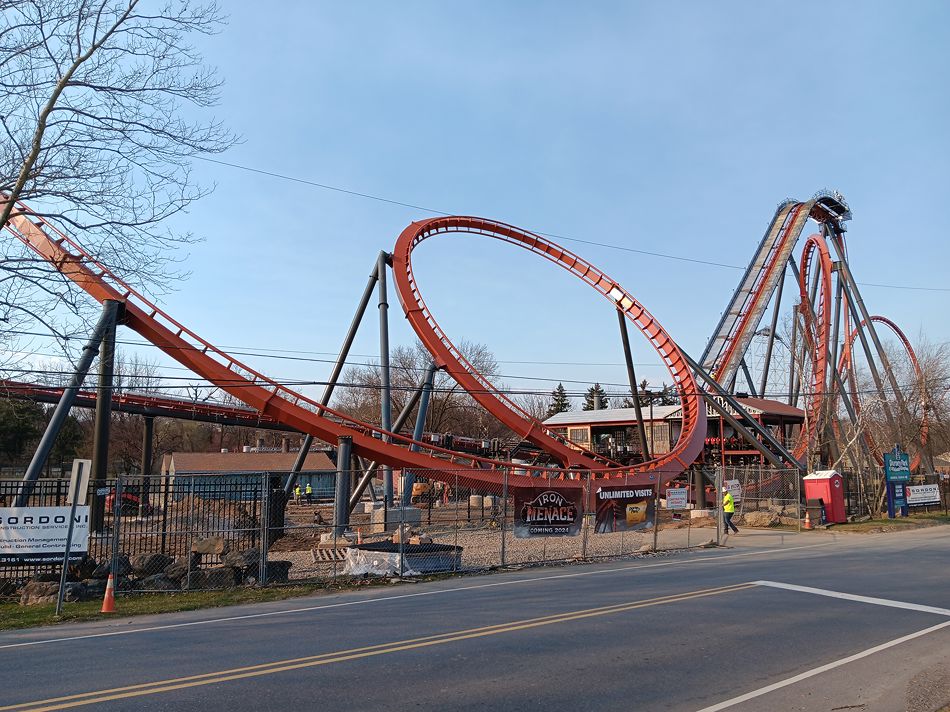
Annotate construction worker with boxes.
[293,483,301,504]
[305,482,313,505]
[722,486,739,535]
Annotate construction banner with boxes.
[513,488,582,538]
[593,486,655,533]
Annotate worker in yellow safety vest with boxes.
[293,484,301,504]
[305,482,313,505]
[722,486,739,535]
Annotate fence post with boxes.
[259,474,268,585]
[398,488,405,577]
[500,470,508,567]
[453,473,460,571]
[186,477,196,585]
[111,475,122,583]
[652,476,660,552]
[619,473,627,556]
[716,467,722,545]
[797,470,802,533]
[581,475,589,560]
[54,491,81,616]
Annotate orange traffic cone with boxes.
[100,573,116,614]
[803,511,812,530]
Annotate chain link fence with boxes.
[2,465,881,603]
[720,466,803,528]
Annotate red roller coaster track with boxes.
[3,202,706,491]
[838,315,928,470]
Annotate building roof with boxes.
[163,451,335,474]
[543,397,803,427]
[544,405,682,426]
[733,397,805,419]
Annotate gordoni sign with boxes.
[0,506,90,559]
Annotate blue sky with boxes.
[104,1,950,405]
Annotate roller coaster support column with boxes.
[740,359,758,397]
[139,416,154,518]
[402,362,437,507]
[378,252,394,507]
[828,265,844,397]
[828,230,909,444]
[617,308,650,461]
[348,364,441,513]
[788,290,798,406]
[681,349,804,474]
[15,300,121,507]
[285,259,382,495]
[759,272,785,398]
[334,436,353,538]
[90,300,122,532]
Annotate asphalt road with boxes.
[1,527,948,712]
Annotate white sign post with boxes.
[56,459,92,614]
[66,459,91,506]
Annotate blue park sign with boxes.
[884,445,910,518]
[884,445,910,482]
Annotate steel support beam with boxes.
[348,364,439,512]
[15,300,121,506]
[617,308,650,461]
[284,259,381,495]
[758,274,785,398]
[90,302,120,532]
[334,436,353,537]
[739,359,758,397]
[829,230,906,438]
[680,349,803,473]
[378,251,394,506]
[402,363,437,506]
[139,415,154,517]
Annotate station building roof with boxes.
[544,397,802,427]
[544,405,681,427]
[162,451,335,475]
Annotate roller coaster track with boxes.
[0,379,289,429]
[837,315,928,471]
[392,216,706,478]
[701,195,851,385]
[704,191,928,474]
[4,203,706,489]
[794,233,834,460]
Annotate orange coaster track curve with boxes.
[5,204,705,490]
[795,233,834,460]
[391,216,706,479]
[838,315,928,471]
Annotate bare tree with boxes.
[334,340,513,440]
[0,1,235,354]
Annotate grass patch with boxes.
[0,579,398,631]
[833,513,950,533]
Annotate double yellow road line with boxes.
[2,582,755,711]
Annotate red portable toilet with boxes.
[802,471,847,524]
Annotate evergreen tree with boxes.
[546,383,572,417]
[658,382,679,405]
[621,379,653,408]
[582,383,609,411]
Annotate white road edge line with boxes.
[755,580,950,617]
[694,619,950,712]
[0,542,832,651]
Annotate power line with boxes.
[194,155,950,293]
[4,365,944,401]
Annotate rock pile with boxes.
[15,540,294,605]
